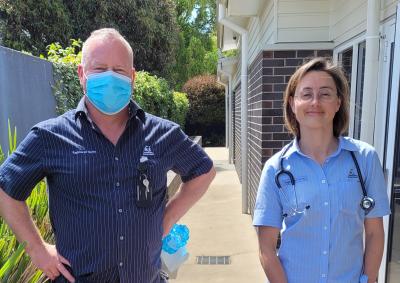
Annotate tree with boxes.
[63,0,179,79]
[0,0,179,80]
[0,0,72,55]
[171,0,218,89]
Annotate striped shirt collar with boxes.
[74,97,145,123]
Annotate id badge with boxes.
[136,157,153,208]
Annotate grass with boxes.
[0,121,52,283]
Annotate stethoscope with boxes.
[274,142,375,216]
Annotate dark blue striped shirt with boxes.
[0,98,213,282]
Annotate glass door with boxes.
[383,5,400,282]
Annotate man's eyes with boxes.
[94,67,107,72]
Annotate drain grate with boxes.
[196,256,231,265]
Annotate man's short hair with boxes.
[81,28,134,67]
[283,57,350,138]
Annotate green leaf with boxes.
[27,270,43,283]
[0,243,25,280]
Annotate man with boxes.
[0,28,215,283]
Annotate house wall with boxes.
[233,84,242,180]
[247,0,398,57]
[330,0,367,46]
[330,0,398,47]
[247,51,265,211]
[248,0,275,64]
[277,0,330,42]
[382,0,398,20]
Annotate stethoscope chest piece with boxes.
[361,196,375,213]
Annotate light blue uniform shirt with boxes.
[253,137,391,283]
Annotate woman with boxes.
[253,57,390,283]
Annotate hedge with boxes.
[182,75,225,146]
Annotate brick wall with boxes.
[248,51,265,213]
[233,84,241,181]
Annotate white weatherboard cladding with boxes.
[276,0,330,42]
[331,0,398,47]
[248,0,274,67]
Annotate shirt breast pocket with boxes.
[337,179,364,218]
[146,158,167,194]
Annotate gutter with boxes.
[218,3,249,214]
[360,0,381,144]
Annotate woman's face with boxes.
[289,71,341,134]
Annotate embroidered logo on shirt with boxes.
[143,145,155,156]
[72,150,97,155]
[347,169,358,179]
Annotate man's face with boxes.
[78,38,135,93]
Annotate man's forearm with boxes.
[163,167,216,236]
[0,188,45,254]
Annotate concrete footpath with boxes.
[171,147,265,283]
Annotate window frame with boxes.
[334,34,366,138]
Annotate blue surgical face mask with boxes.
[85,70,132,115]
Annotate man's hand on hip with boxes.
[29,242,75,282]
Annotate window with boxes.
[353,41,366,139]
[339,47,353,90]
[338,47,353,136]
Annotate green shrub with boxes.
[134,71,174,119]
[44,40,82,115]
[170,92,189,129]
[0,146,4,165]
[182,75,225,146]
[134,72,189,128]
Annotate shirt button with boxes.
[323,251,327,255]
[321,179,326,184]
[120,236,124,240]
[115,157,119,161]
[116,182,120,187]
[119,262,123,267]
[324,202,329,206]
[118,208,123,213]
[321,273,326,278]
[324,226,328,230]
